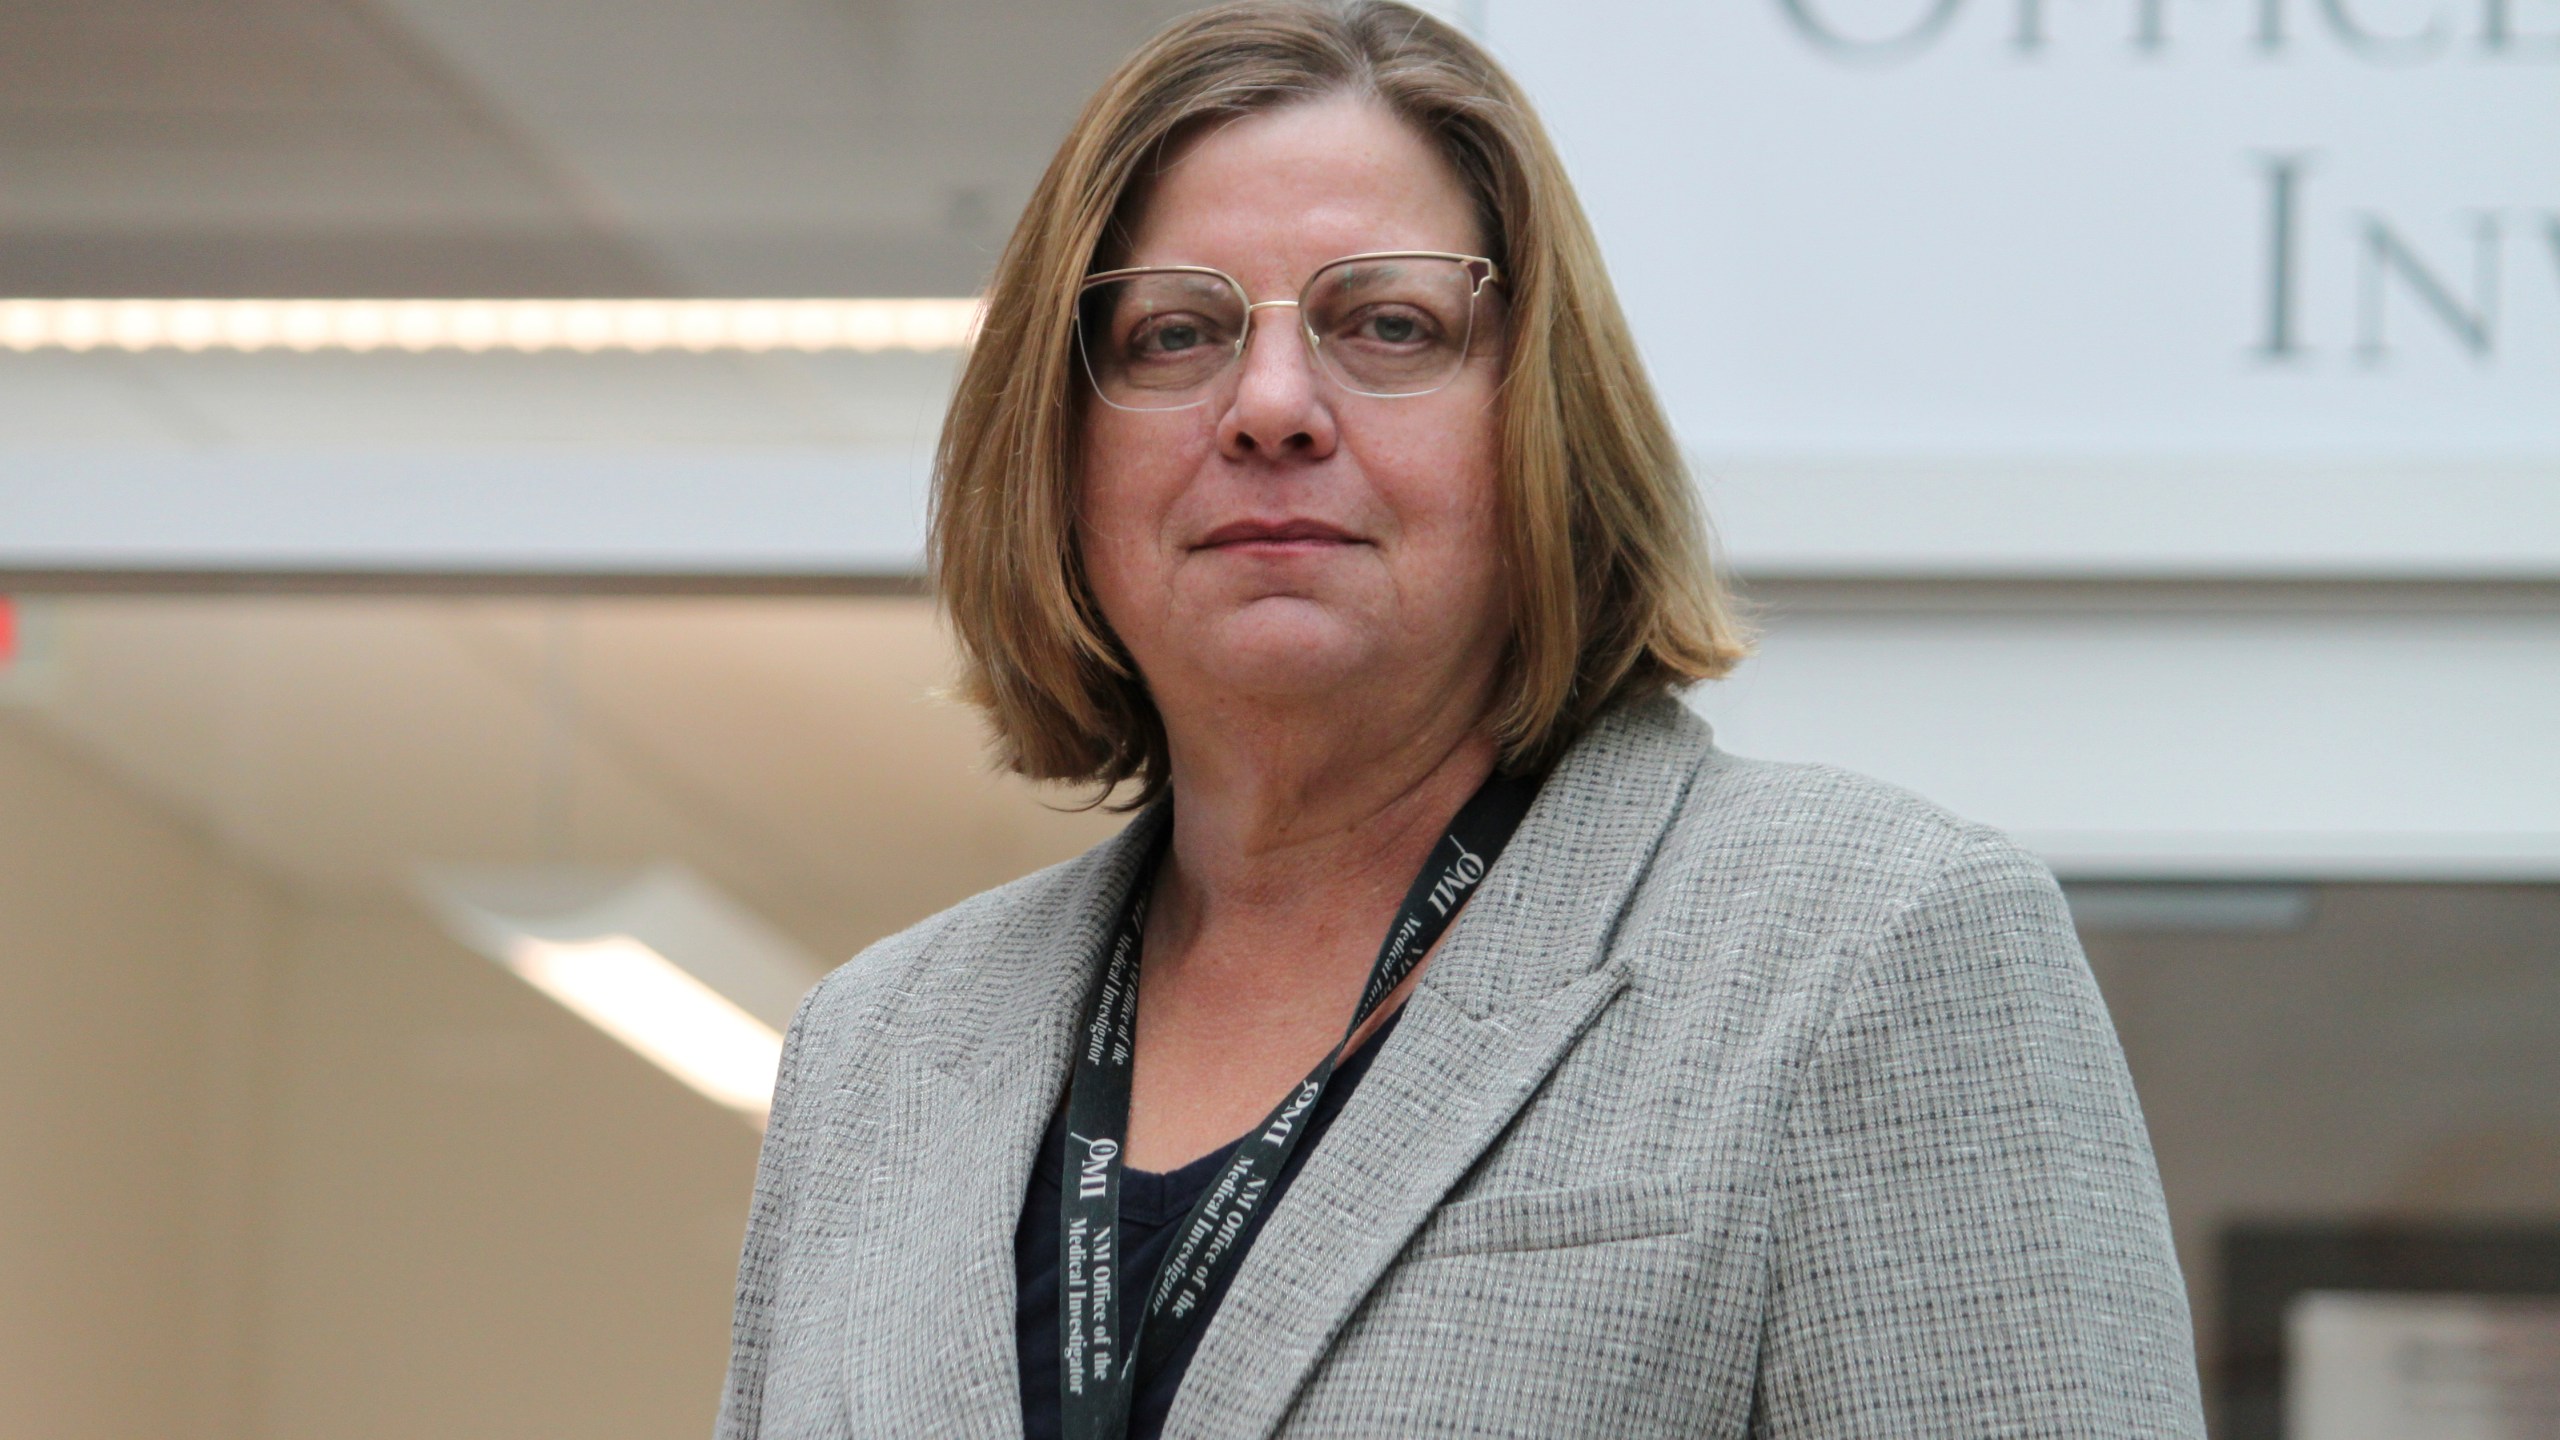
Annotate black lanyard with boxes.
[1056,769,1542,1440]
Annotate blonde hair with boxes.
[931,0,1751,805]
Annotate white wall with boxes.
[1482,0,2560,458]
[1691,581,2560,878]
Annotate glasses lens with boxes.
[1301,256,1481,397]
[1076,270,1246,408]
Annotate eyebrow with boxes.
[1105,271,1239,299]
[1314,261,1408,296]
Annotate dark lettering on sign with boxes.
[2485,0,2560,54]
[2360,214,2501,360]
[1774,0,1964,60]
[2135,0,2178,51]
[2250,156,2553,367]
[2316,0,2453,60]
[2256,153,2312,360]
[1772,0,2557,60]
[2257,0,2290,50]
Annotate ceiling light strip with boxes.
[0,297,981,354]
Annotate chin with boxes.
[1193,604,1376,699]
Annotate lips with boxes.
[1195,518,1364,549]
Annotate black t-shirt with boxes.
[1013,1003,1408,1440]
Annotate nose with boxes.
[1214,304,1339,463]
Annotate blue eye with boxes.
[1126,314,1227,360]
[1338,306,1443,348]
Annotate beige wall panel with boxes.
[0,716,276,1440]
[255,900,760,1440]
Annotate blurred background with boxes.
[1,2,2553,1437]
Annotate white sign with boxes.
[1485,0,2560,459]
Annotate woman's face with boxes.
[1077,95,1510,722]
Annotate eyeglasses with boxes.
[1073,250,1500,412]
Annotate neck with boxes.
[1154,688,1499,934]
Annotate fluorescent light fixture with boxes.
[508,935,783,1114]
[2061,882,2318,934]
[418,864,824,1124]
[0,297,979,354]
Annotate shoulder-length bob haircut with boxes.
[931,0,1751,805]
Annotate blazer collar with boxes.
[880,696,1717,1438]
[1165,694,1719,1439]
[859,804,1167,1437]
[951,693,1713,1067]
[949,800,1168,1090]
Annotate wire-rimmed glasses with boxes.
[1073,250,1500,412]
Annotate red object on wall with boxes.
[0,596,15,669]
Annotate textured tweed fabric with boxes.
[716,695,2206,1438]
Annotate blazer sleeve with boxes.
[715,983,819,1440]
[1753,828,2206,1437]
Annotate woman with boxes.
[719,3,2204,1436]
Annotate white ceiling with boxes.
[0,0,1190,296]
[0,0,1184,451]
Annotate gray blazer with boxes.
[717,695,2206,1437]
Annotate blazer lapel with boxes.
[844,806,1168,1438]
[1161,698,1718,1440]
